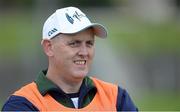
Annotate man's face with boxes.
[48,29,95,80]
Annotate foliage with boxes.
[61,0,114,7]
[0,0,34,9]
[0,0,116,9]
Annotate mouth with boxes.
[74,60,86,65]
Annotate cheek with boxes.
[87,49,94,69]
[90,48,95,58]
[52,47,67,62]
[55,49,76,62]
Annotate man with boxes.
[2,7,138,111]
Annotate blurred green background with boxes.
[0,0,180,111]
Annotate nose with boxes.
[78,44,88,57]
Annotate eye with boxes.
[68,40,81,47]
[86,40,94,47]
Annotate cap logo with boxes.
[66,13,74,24]
[48,28,58,36]
[65,11,86,24]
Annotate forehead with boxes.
[53,28,95,42]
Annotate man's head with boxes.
[42,6,107,40]
[41,7,107,80]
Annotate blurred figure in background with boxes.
[2,7,137,111]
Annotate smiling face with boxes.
[43,28,95,81]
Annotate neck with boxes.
[46,69,83,93]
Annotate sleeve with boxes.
[1,95,39,111]
[116,86,138,111]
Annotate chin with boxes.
[73,71,88,78]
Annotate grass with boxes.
[134,91,180,111]
[0,101,2,110]
[0,11,41,57]
[106,17,180,56]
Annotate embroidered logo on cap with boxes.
[66,13,74,24]
[48,28,58,36]
[65,11,86,24]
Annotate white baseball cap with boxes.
[42,7,107,40]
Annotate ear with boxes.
[41,39,54,56]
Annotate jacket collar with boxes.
[35,69,96,96]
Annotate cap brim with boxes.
[61,23,108,38]
[91,23,108,38]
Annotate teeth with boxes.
[74,60,86,65]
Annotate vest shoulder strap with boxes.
[13,82,47,111]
